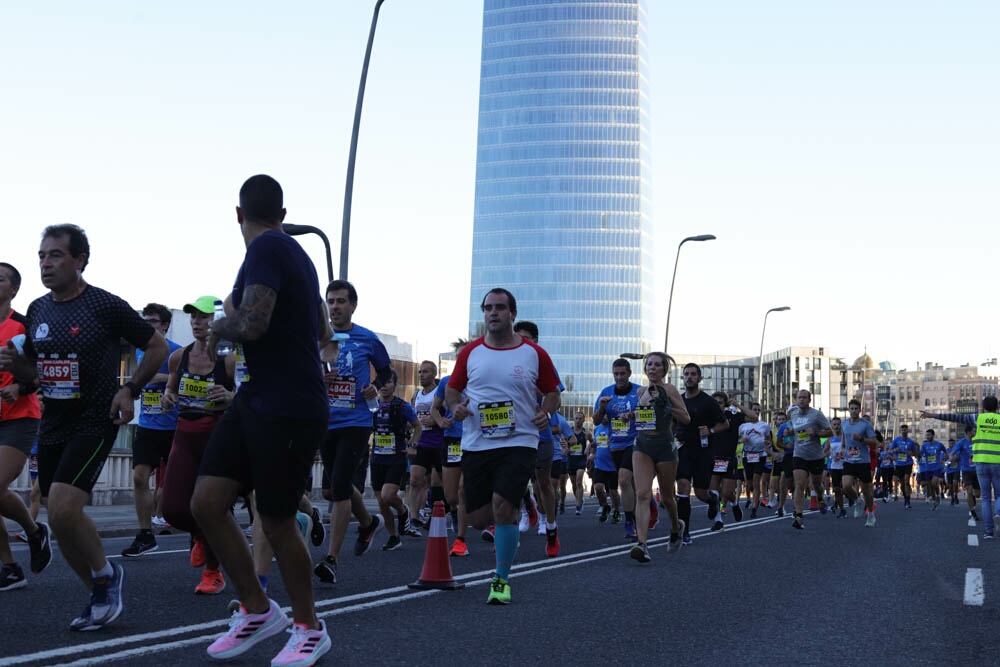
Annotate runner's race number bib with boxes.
[634,408,655,432]
[745,452,760,464]
[141,389,164,416]
[38,358,80,400]
[373,433,396,456]
[611,418,630,439]
[178,376,216,410]
[447,442,462,464]
[479,400,515,438]
[328,375,356,409]
[713,458,730,474]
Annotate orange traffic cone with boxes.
[408,501,465,590]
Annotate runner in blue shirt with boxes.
[840,400,878,525]
[315,280,392,586]
[514,321,565,557]
[877,442,896,501]
[587,424,621,523]
[890,425,920,509]
[124,303,182,557]
[919,429,947,510]
[433,350,472,556]
[593,358,641,541]
[550,411,573,517]
[951,426,980,520]
[945,438,961,507]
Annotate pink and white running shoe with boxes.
[207,598,288,661]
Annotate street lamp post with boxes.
[757,306,790,405]
[663,234,716,353]
[282,224,334,284]
[340,0,386,281]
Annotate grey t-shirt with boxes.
[841,418,876,464]
[787,406,831,461]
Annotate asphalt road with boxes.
[2,496,997,666]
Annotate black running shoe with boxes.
[667,520,685,554]
[732,503,743,522]
[0,563,26,591]
[707,493,719,521]
[121,531,158,558]
[382,535,402,551]
[310,506,325,547]
[629,543,651,563]
[313,556,338,584]
[28,522,52,573]
[354,515,384,556]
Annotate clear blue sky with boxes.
[1,1,996,370]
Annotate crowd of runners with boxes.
[2,175,999,666]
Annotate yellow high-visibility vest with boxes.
[973,412,1000,465]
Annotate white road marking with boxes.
[968,534,979,547]
[964,568,984,606]
[0,509,796,666]
[969,517,977,527]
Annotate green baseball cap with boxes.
[182,296,222,315]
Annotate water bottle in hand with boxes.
[213,300,233,358]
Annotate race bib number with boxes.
[570,443,583,455]
[745,452,760,464]
[38,358,81,400]
[846,446,861,461]
[713,458,730,474]
[141,390,164,416]
[479,400,515,439]
[796,430,810,443]
[447,442,462,464]
[834,450,845,462]
[597,433,609,448]
[611,418,630,439]
[634,408,655,432]
[328,376,357,409]
[234,344,250,388]
[373,434,396,456]
[178,376,215,410]
[896,452,908,463]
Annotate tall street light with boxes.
[663,234,716,353]
[340,0,386,281]
[282,224,334,284]
[758,306,791,404]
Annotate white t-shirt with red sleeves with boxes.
[447,336,561,452]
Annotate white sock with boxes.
[92,562,113,579]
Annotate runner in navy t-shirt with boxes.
[190,175,333,665]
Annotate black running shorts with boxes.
[462,446,536,513]
[199,393,325,518]
[132,426,174,469]
[320,427,372,502]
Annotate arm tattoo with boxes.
[214,284,277,342]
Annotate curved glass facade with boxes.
[469,0,654,410]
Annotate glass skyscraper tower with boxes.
[469,0,654,410]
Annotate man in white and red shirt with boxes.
[446,288,560,605]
